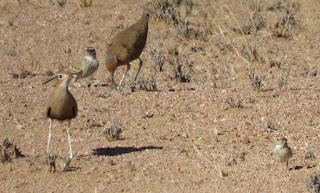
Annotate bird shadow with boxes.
[292,165,317,171]
[92,146,163,156]
[63,166,81,172]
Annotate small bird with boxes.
[58,47,99,86]
[44,72,78,159]
[272,135,293,168]
[104,13,149,88]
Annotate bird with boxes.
[104,12,149,88]
[44,72,78,159]
[272,135,293,168]
[49,47,99,86]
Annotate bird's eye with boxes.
[58,75,63,79]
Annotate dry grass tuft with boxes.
[225,97,244,110]
[271,6,297,38]
[277,66,290,89]
[102,120,123,141]
[0,138,24,164]
[305,172,320,193]
[231,11,266,35]
[169,57,193,83]
[46,153,57,173]
[56,0,67,7]
[78,0,92,8]
[130,72,157,92]
[145,0,207,41]
[248,71,262,91]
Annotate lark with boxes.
[43,47,99,86]
[104,13,149,88]
[272,135,293,168]
[44,72,78,159]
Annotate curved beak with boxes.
[43,76,57,85]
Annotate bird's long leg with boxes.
[67,120,73,159]
[118,64,131,88]
[134,58,143,82]
[110,71,115,84]
[47,118,53,153]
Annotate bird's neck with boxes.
[57,82,69,92]
[275,143,285,149]
[85,55,95,60]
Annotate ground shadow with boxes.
[92,146,163,156]
[292,165,316,171]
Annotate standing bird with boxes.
[272,135,293,168]
[60,47,99,86]
[44,72,78,159]
[104,13,149,88]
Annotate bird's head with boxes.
[273,135,288,146]
[85,47,97,58]
[43,72,75,86]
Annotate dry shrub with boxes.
[78,0,91,8]
[225,97,244,110]
[102,120,123,141]
[306,172,320,193]
[10,52,39,79]
[46,153,57,173]
[277,66,290,89]
[241,42,265,65]
[231,11,266,35]
[130,72,157,92]
[248,71,262,91]
[56,0,67,7]
[145,0,207,41]
[169,56,193,83]
[147,35,166,72]
[270,1,299,38]
[0,138,24,164]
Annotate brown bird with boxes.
[272,135,293,168]
[55,47,99,86]
[44,72,78,159]
[104,13,149,88]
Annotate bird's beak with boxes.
[69,74,76,80]
[43,76,57,85]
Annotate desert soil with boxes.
[0,0,320,192]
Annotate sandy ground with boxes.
[0,0,320,192]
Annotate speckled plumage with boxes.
[61,47,99,82]
[272,136,293,168]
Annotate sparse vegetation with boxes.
[265,121,278,133]
[78,0,92,8]
[130,72,157,92]
[0,138,24,164]
[56,0,67,7]
[10,52,40,79]
[248,71,262,91]
[46,153,57,173]
[231,12,266,35]
[102,120,123,141]
[272,6,297,38]
[277,66,290,89]
[168,56,193,83]
[145,0,208,41]
[225,97,244,110]
[305,151,316,161]
[306,172,320,193]
[241,42,265,65]
[147,35,166,72]
[60,156,71,172]
[270,60,281,68]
